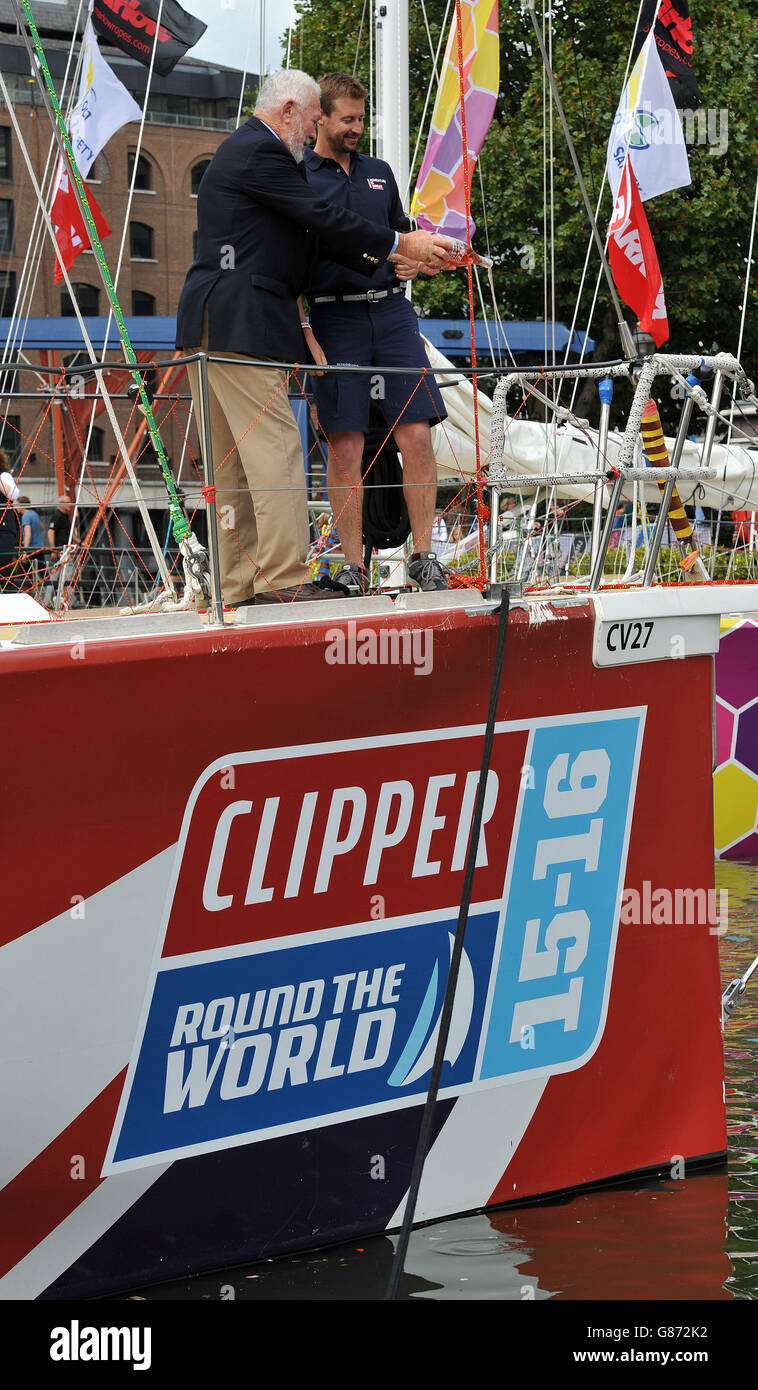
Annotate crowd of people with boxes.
[0,457,76,594]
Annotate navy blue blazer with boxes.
[176,117,395,361]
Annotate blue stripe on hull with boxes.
[40,1101,456,1299]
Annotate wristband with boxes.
[301,320,311,329]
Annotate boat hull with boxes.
[0,593,725,1297]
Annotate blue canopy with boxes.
[421,318,594,358]
[0,316,179,353]
[1,316,594,359]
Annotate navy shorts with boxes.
[309,291,447,433]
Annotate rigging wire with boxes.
[419,0,442,86]
[729,167,757,422]
[548,0,556,370]
[0,0,87,438]
[66,0,169,589]
[235,0,258,126]
[285,0,295,69]
[531,0,648,468]
[404,0,452,208]
[369,0,374,156]
[569,11,598,206]
[352,0,368,77]
[0,63,173,598]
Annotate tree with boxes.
[283,1,758,408]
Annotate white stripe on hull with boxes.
[0,847,175,1188]
[0,1167,170,1300]
[388,1076,549,1227]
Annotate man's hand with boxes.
[392,255,419,282]
[393,230,451,274]
[303,325,327,376]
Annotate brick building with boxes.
[0,0,248,518]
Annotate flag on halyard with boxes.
[69,21,142,180]
[632,0,701,105]
[608,157,669,348]
[51,156,112,284]
[91,0,207,78]
[411,0,499,240]
[606,26,690,204]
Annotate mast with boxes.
[375,0,409,204]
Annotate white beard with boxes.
[285,117,306,163]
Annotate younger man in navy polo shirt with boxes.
[303,72,449,595]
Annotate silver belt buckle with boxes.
[366,289,384,303]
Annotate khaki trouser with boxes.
[186,346,311,605]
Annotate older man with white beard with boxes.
[177,69,452,607]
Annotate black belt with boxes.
[312,285,406,305]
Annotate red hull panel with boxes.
[0,598,725,1296]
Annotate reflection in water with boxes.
[124,862,758,1301]
[487,1176,731,1301]
[719,861,758,1302]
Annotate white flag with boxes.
[606,29,690,203]
[68,20,142,180]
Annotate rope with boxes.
[386,589,511,1300]
[14,0,194,559]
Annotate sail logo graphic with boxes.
[611,107,661,170]
[104,711,644,1173]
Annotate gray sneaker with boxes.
[331,562,372,596]
[407,551,449,592]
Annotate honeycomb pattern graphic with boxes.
[714,616,758,857]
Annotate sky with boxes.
[187,0,297,76]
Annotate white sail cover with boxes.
[426,339,758,511]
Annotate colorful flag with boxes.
[91,0,207,78]
[608,157,669,348]
[632,0,701,105]
[607,27,690,204]
[51,156,112,285]
[411,0,499,240]
[69,21,142,180]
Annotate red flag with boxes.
[608,156,669,348]
[51,157,111,285]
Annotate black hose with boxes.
[361,408,411,556]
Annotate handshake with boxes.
[390,229,454,279]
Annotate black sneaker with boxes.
[330,562,372,597]
[256,582,345,604]
[407,551,449,592]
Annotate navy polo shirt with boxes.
[303,148,411,296]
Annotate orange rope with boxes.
[453,0,486,588]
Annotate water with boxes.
[124,861,758,1302]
